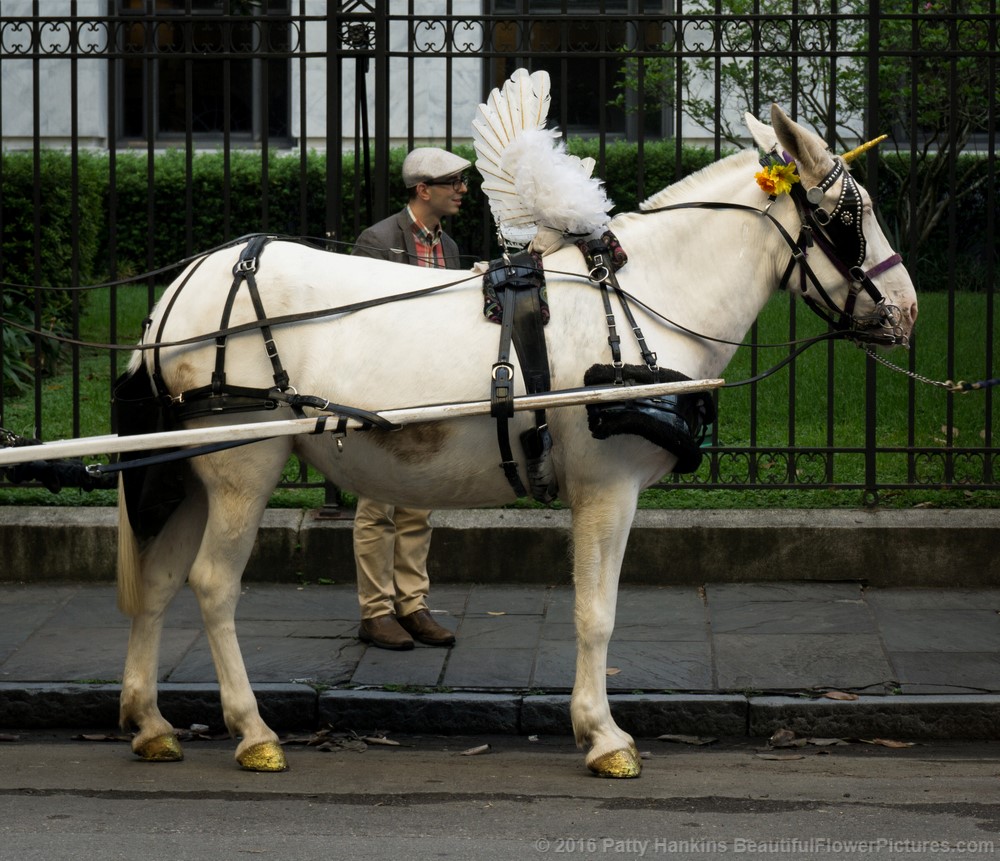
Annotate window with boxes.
[490,0,672,140]
[118,0,291,144]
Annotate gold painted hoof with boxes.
[135,733,184,763]
[238,741,288,772]
[588,744,642,779]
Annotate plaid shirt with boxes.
[406,205,446,269]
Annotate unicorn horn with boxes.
[841,134,889,162]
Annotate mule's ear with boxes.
[769,104,833,179]
[744,112,777,151]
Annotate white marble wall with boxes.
[1,0,483,151]
[1,0,109,147]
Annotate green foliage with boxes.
[106,148,335,270]
[1,139,993,396]
[875,0,998,250]
[0,150,104,290]
[877,151,1000,292]
[1,293,33,394]
[611,1,998,257]
[568,138,723,213]
[612,1,867,150]
[1,150,105,388]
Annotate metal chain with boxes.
[862,346,969,393]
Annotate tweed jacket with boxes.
[351,207,463,270]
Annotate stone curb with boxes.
[2,683,996,740]
[1,506,998,587]
[749,694,1000,740]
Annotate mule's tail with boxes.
[117,475,143,617]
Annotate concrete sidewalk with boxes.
[2,580,1000,741]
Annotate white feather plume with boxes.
[472,68,613,248]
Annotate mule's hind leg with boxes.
[185,441,291,771]
[568,488,642,778]
[119,481,207,762]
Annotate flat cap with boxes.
[401,147,472,188]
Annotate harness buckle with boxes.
[589,263,611,283]
[492,361,514,382]
[236,257,257,274]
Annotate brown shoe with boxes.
[397,609,456,647]
[358,614,414,650]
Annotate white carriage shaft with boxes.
[0,378,723,467]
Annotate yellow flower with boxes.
[755,162,800,196]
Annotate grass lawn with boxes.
[1,286,996,510]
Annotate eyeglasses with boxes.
[425,173,469,191]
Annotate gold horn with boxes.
[841,134,888,163]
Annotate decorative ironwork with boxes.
[0,3,996,499]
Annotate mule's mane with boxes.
[636,148,759,212]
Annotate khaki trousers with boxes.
[353,496,433,619]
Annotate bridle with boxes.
[763,150,908,346]
[641,150,909,348]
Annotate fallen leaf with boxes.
[487,611,506,616]
[806,737,850,746]
[657,734,718,746]
[189,723,210,733]
[362,735,401,746]
[0,733,20,742]
[822,690,859,701]
[768,728,799,747]
[459,744,492,756]
[279,733,320,746]
[861,738,915,749]
[756,752,805,761]
[72,733,131,743]
[317,739,368,753]
[606,667,621,676]
[527,735,539,742]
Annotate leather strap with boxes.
[488,252,551,498]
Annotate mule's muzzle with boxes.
[846,301,909,348]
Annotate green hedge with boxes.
[1,142,996,391]
[875,152,1000,293]
[0,150,105,389]
[3,142,994,288]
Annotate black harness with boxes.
[482,231,717,494]
[758,151,906,343]
[140,236,394,432]
[484,252,557,502]
[112,235,395,536]
[115,154,907,513]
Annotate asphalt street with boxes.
[2,732,1000,861]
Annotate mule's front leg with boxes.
[187,462,289,772]
[569,496,641,778]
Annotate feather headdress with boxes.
[472,68,613,249]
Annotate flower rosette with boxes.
[754,162,800,197]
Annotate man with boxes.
[349,146,471,650]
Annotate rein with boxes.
[0,264,484,353]
[640,193,906,348]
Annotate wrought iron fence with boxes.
[0,1,997,503]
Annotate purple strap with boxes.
[866,253,902,279]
